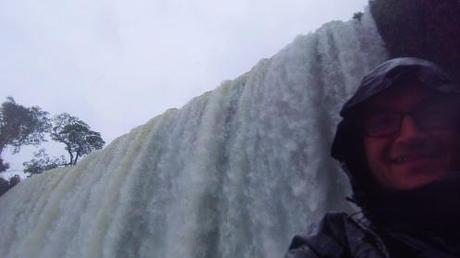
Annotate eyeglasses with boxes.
[360,98,460,137]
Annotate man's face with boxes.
[362,82,460,190]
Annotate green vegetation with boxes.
[0,97,105,196]
[352,12,363,21]
[51,113,105,166]
[0,97,50,172]
[23,149,66,175]
[0,175,20,196]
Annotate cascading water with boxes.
[0,9,387,258]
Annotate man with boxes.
[286,57,460,257]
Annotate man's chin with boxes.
[387,168,448,191]
[370,175,460,233]
[392,178,440,191]
[386,158,449,189]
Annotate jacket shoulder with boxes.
[285,212,352,258]
[286,212,389,258]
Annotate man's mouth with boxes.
[391,154,440,165]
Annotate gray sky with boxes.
[1,0,368,174]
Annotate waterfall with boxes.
[0,9,387,258]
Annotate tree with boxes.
[0,158,9,173]
[51,113,105,165]
[0,175,20,197]
[353,12,363,21]
[23,149,66,175]
[0,177,10,196]
[0,97,50,172]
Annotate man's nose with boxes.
[394,115,425,142]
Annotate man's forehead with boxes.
[366,82,436,109]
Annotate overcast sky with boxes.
[1,0,368,174]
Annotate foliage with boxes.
[51,113,105,165]
[0,97,105,177]
[0,97,51,155]
[23,149,66,175]
[0,177,9,196]
[352,12,363,21]
[0,97,50,174]
[0,175,20,197]
[0,158,9,173]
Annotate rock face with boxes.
[371,0,460,82]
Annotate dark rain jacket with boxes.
[285,212,460,258]
[286,58,460,258]
[286,213,390,258]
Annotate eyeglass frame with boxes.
[353,96,460,138]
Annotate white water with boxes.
[0,10,387,258]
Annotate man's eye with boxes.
[419,103,448,114]
[417,103,460,129]
[418,99,460,115]
[365,113,399,130]
[368,113,397,124]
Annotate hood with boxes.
[330,57,460,208]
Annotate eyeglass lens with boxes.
[363,99,460,137]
